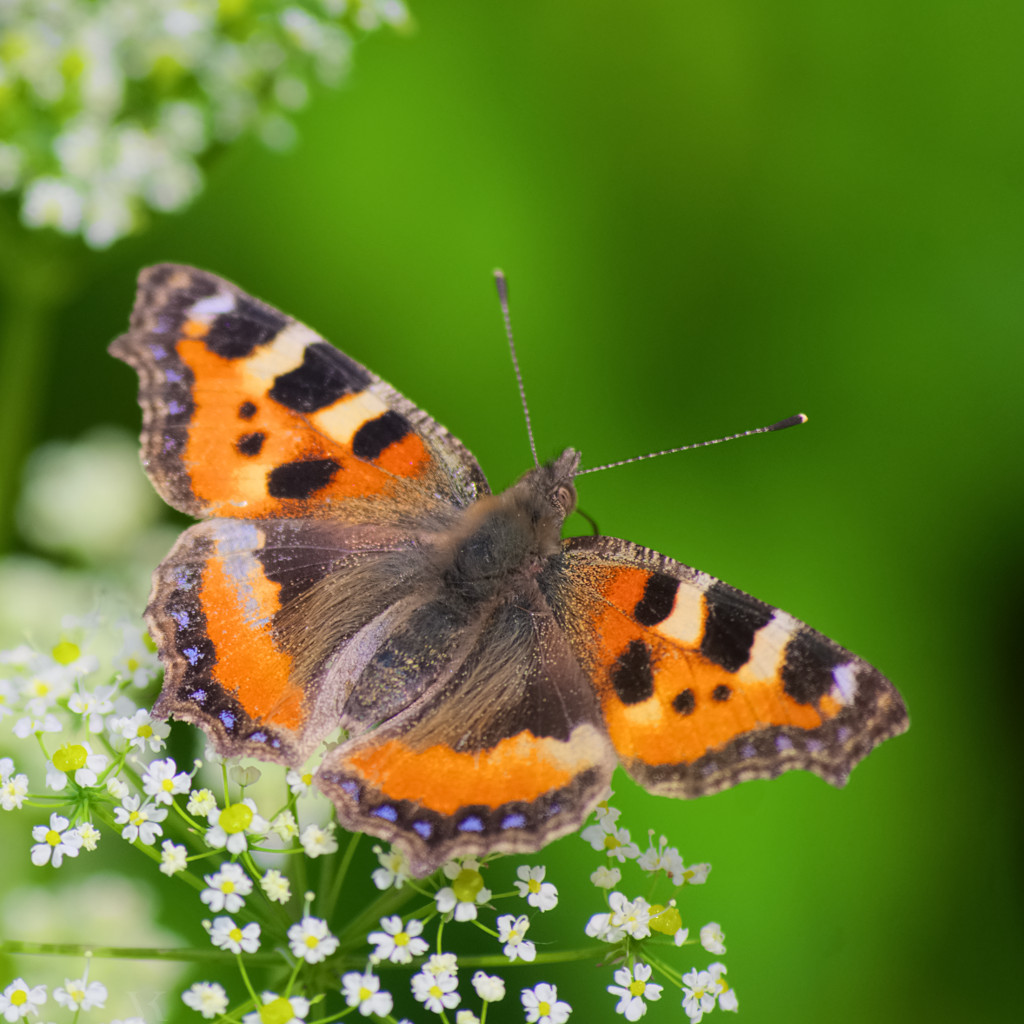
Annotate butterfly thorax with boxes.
[435,448,580,600]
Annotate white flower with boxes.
[204,798,268,854]
[411,969,460,1014]
[21,177,84,234]
[186,788,217,817]
[700,922,726,955]
[371,843,409,889]
[242,993,309,1024]
[681,969,717,1023]
[680,862,711,885]
[340,972,393,1018]
[107,776,130,800]
[182,981,228,1019]
[521,983,571,1024]
[68,684,117,732]
[590,864,622,888]
[54,978,106,1011]
[0,979,46,1021]
[287,916,338,964]
[75,822,101,851]
[270,809,298,841]
[708,963,738,1013]
[607,963,662,1021]
[496,913,536,962]
[141,757,191,805]
[608,892,652,940]
[45,742,109,791]
[368,915,429,965]
[454,1012,480,1024]
[30,813,83,867]
[637,833,685,881]
[286,768,314,795]
[471,972,505,1003]
[515,864,558,911]
[1,772,29,810]
[584,910,625,944]
[435,859,491,922]
[206,916,261,954]
[111,708,169,750]
[201,862,254,913]
[113,795,167,845]
[160,840,188,876]
[299,821,337,857]
[422,953,459,981]
[580,819,640,862]
[261,869,291,903]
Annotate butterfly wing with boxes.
[112,265,488,764]
[317,583,617,876]
[109,264,489,525]
[542,535,908,797]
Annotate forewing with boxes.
[110,264,488,525]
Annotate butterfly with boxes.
[110,264,908,876]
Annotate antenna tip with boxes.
[768,413,809,432]
[493,269,508,301]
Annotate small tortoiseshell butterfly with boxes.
[111,264,908,876]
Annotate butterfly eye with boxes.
[553,485,576,515]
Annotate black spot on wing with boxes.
[352,410,412,461]
[236,432,265,457]
[781,629,844,704]
[672,688,696,715]
[633,572,679,627]
[610,639,654,704]
[700,582,774,672]
[712,684,732,702]
[204,297,287,358]
[238,401,257,420]
[269,342,372,413]
[267,458,341,500]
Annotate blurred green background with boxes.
[2,1,1022,1021]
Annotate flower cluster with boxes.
[0,0,409,249]
[0,610,738,1023]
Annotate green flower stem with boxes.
[321,831,360,916]
[0,205,82,552]
[0,939,281,965]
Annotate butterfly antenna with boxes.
[494,269,540,468]
[576,413,808,476]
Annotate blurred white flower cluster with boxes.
[0,0,410,249]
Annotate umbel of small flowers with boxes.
[0,610,738,1023]
[0,0,410,250]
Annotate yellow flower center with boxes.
[304,935,319,949]
[53,743,87,772]
[538,1001,551,1016]
[358,987,372,1001]
[219,803,253,833]
[221,881,235,893]
[52,640,80,665]
[429,985,442,999]
[395,931,409,946]
[129,810,144,825]
[11,991,27,1007]
[649,904,682,936]
[46,829,61,846]
[229,927,243,942]
[258,996,293,1024]
[629,979,647,997]
[29,679,50,698]
[528,878,541,893]
[161,778,174,791]
[138,724,153,738]
[603,834,622,851]
[127,657,140,672]
[452,868,484,903]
